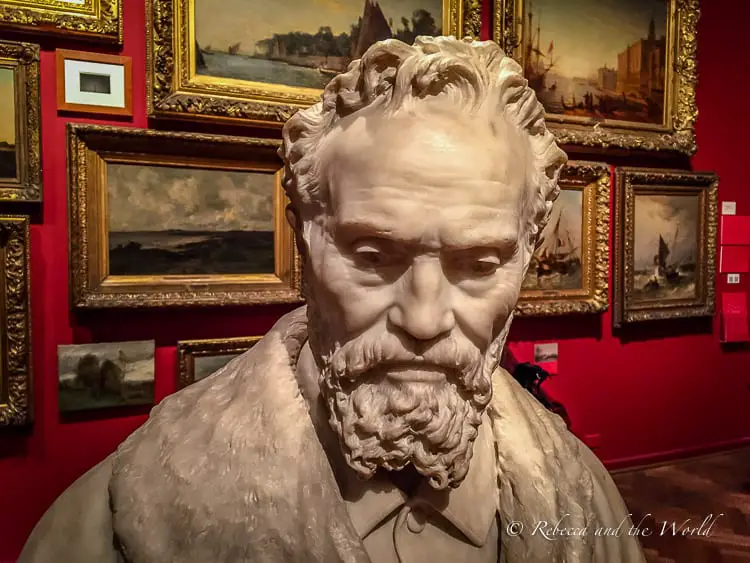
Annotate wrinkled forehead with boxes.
[319,107,532,214]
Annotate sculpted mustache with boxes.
[329,333,482,381]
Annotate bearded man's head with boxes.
[279,36,566,490]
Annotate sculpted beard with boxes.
[311,308,494,490]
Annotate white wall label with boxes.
[728,273,741,284]
[722,201,737,215]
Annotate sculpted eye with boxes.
[351,240,392,268]
[446,249,504,279]
[470,255,502,276]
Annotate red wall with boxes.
[0,0,748,559]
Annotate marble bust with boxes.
[20,37,645,563]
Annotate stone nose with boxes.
[388,257,455,341]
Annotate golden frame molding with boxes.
[613,167,718,328]
[0,215,32,427]
[177,336,261,389]
[147,0,480,127]
[493,0,699,155]
[67,124,302,309]
[516,161,610,316]
[0,0,122,43]
[0,39,41,202]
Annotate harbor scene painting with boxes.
[632,193,699,302]
[58,340,155,413]
[107,163,276,277]
[519,0,669,124]
[0,68,16,179]
[523,189,583,291]
[193,0,443,90]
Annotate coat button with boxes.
[406,506,426,533]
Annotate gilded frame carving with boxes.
[0,0,122,43]
[0,39,41,202]
[68,124,302,309]
[0,215,32,427]
[147,0,481,127]
[613,167,717,328]
[516,161,610,316]
[177,336,261,389]
[492,0,699,155]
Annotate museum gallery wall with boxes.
[0,0,749,560]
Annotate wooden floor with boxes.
[612,447,750,563]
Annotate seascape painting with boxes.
[519,0,668,124]
[194,353,242,381]
[58,340,155,413]
[194,0,443,90]
[107,164,276,277]
[632,193,699,302]
[0,68,16,180]
[523,189,583,291]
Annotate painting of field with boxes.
[632,193,699,302]
[58,340,155,413]
[106,164,276,277]
[194,353,241,381]
[0,68,17,180]
[523,189,583,292]
[519,0,669,124]
[194,0,443,90]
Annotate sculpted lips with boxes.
[383,363,448,383]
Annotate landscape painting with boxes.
[58,340,155,413]
[107,163,276,277]
[0,67,16,180]
[194,353,242,381]
[632,193,699,302]
[194,0,444,90]
[523,189,583,292]
[518,0,669,125]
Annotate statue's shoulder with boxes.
[18,456,122,563]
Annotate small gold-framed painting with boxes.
[56,49,133,117]
[493,0,699,155]
[0,0,122,43]
[0,215,32,427]
[0,40,41,202]
[147,0,481,127]
[613,168,718,327]
[516,161,610,316]
[68,124,302,309]
[177,336,261,389]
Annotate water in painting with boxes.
[194,353,242,382]
[58,340,155,413]
[521,0,668,124]
[107,164,276,277]
[632,193,699,301]
[194,0,442,89]
[0,68,16,180]
[523,189,583,291]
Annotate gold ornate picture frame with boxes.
[0,0,125,45]
[613,167,717,328]
[0,0,122,43]
[493,0,699,155]
[0,215,32,427]
[177,336,261,389]
[516,161,610,316]
[68,124,301,309]
[0,40,41,202]
[147,0,481,127]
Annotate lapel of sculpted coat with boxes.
[110,306,644,563]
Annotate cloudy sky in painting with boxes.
[532,0,667,78]
[107,164,275,232]
[58,340,155,378]
[0,69,15,146]
[195,0,443,53]
[535,189,583,259]
[634,194,699,271]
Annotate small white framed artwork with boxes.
[56,49,132,117]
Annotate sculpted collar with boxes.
[294,340,498,548]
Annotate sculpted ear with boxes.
[285,203,308,259]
